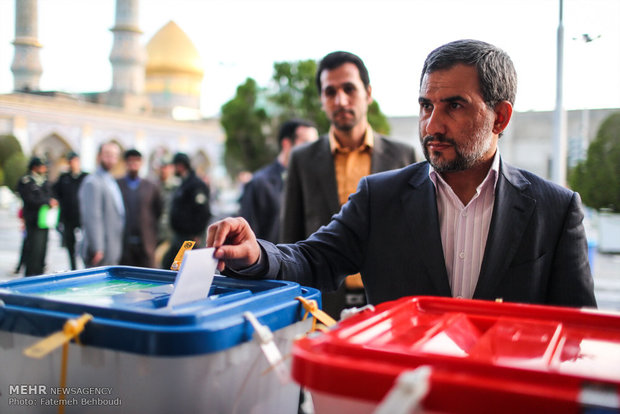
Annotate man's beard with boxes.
[331,109,356,131]
[421,129,492,173]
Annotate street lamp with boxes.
[551,0,566,186]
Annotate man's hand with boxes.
[91,251,104,266]
[206,217,260,272]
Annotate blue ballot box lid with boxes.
[0,266,320,356]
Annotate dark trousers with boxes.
[23,225,48,276]
[61,221,79,270]
[120,241,151,268]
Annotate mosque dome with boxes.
[145,21,204,77]
[145,21,204,117]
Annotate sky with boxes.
[0,0,619,118]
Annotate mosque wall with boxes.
[0,92,224,182]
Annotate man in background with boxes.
[239,119,318,243]
[280,51,417,318]
[53,151,88,270]
[17,156,57,276]
[162,153,211,268]
[155,155,180,268]
[117,149,163,268]
[78,141,125,267]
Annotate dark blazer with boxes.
[117,177,163,267]
[239,160,285,243]
[239,160,597,308]
[280,135,417,242]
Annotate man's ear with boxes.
[493,100,513,135]
[366,85,373,105]
[280,137,293,153]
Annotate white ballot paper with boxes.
[167,247,217,308]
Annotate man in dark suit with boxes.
[117,149,163,268]
[53,151,88,270]
[207,39,596,309]
[280,51,417,317]
[239,119,318,243]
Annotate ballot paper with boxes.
[167,248,216,308]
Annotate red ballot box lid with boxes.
[292,296,620,414]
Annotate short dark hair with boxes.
[28,156,44,170]
[124,148,142,160]
[172,152,191,169]
[316,51,370,94]
[278,119,316,147]
[420,39,517,108]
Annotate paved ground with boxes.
[1,199,619,311]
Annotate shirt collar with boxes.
[429,150,501,192]
[329,125,374,154]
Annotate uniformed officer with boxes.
[17,157,58,276]
[162,153,212,268]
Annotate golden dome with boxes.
[145,21,204,77]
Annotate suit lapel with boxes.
[401,165,452,296]
[371,135,386,173]
[474,162,536,299]
[312,137,340,213]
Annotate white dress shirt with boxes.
[429,152,500,299]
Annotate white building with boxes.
[1,0,224,184]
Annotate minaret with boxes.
[11,0,42,91]
[107,0,146,111]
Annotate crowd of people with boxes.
[14,39,597,317]
[15,145,212,275]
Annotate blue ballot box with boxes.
[0,266,320,414]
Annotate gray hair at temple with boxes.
[420,39,517,109]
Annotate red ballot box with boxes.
[292,296,620,414]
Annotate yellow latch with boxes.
[23,313,93,414]
[24,313,93,358]
[170,240,196,270]
[295,296,337,332]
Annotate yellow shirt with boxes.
[329,126,374,206]
[328,126,374,289]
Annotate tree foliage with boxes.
[569,111,620,212]
[0,134,22,167]
[269,60,330,133]
[3,152,27,192]
[368,100,391,135]
[220,60,392,177]
[0,135,25,190]
[220,78,272,176]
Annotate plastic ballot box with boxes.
[291,296,620,414]
[0,266,320,414]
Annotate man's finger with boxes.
[208,219,233,248]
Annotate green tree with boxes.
[269,60,330,133]
[368,100,391,135]
[0,134,23,168]
[569,111,620,211]
[0,135,24,188]
[220,78,272,176]
[4,152,27,192]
